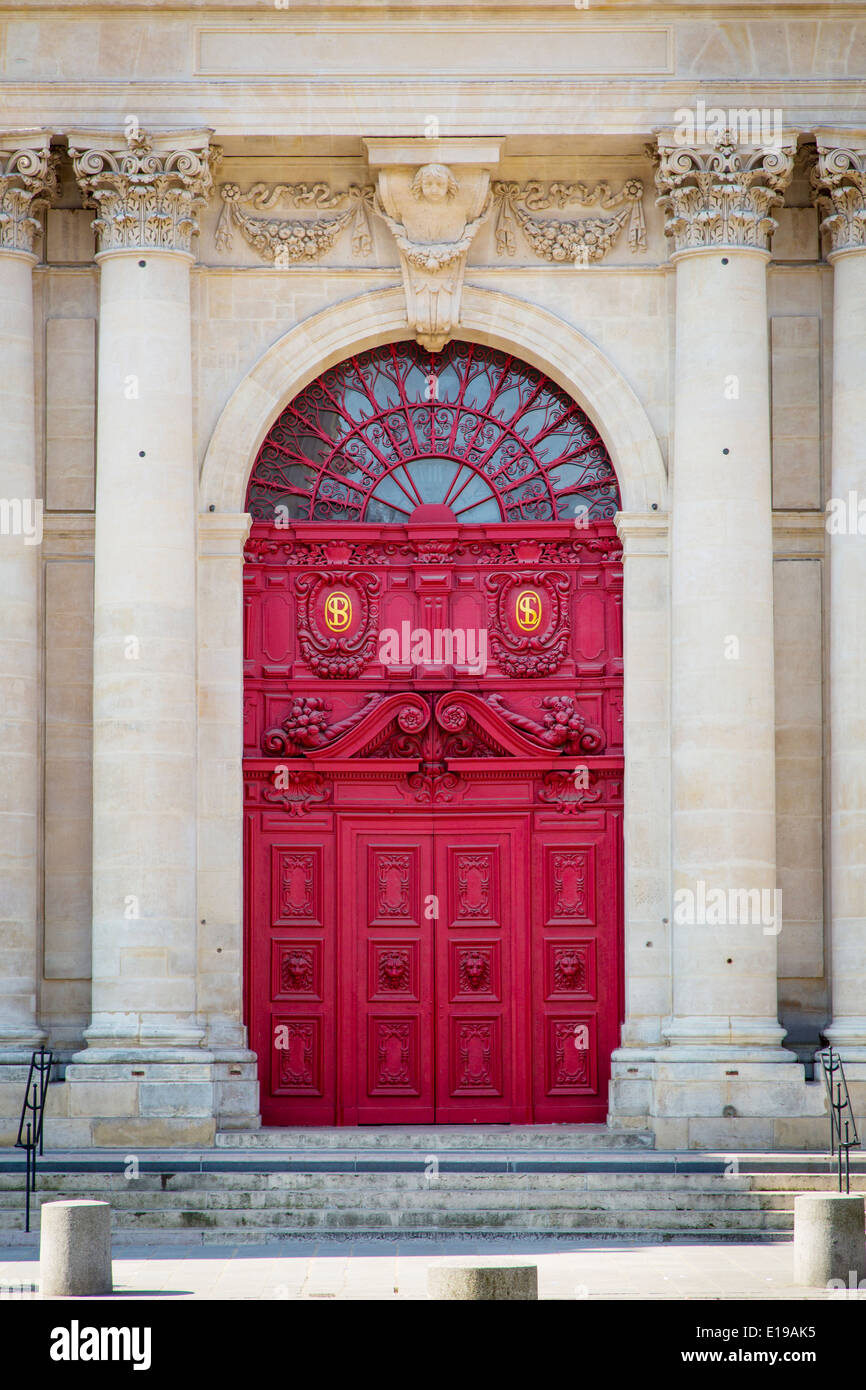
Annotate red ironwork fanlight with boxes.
[245,340,620,524]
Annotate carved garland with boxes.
[215,180,375,264]
[492,178,646,263]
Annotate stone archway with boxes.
[194,288,670,1084]
[199,286,667,513]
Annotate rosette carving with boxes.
[654,130,794,252]
[215,180,374,265]
[0,133,57,253]
[492,178,646,263]
[69,128,219,254]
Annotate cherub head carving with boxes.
[411,163,458,204]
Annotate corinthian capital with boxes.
[68,128,220,255]
[0,131,57,254]
[811,132,866,256]
[654,130,794,254]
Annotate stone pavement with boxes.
[2,1238,864,1300]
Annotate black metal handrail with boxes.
[820,1045,861,1193]
[14,1047,53,1232]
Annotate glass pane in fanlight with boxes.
[405,459,460,504]
[454,496,501,523]
[369,469,416,513]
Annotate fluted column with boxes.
[813,133,866,1054]
[69,130,218,1051]
[0,133,56,1050]
[657,132,794,1051]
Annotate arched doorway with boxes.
[242,340,624,1124]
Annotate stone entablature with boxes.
[67,128,220,255]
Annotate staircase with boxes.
[1,1131,863,1244]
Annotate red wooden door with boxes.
[242,337,624,1127]
[249,822,338,1126]
[433,820,530,1123]
[530,820,619,1123]
[340,822,436,1124]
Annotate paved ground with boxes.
[2,1238,864,1300]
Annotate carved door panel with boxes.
[434,821,531,1123]
[250,826,337,1126]
[530,820,618,1124]
[340,821,436,1124]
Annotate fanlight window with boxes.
[245,340,620,524]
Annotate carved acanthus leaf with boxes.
[215,181,375,264]
[811,141,866,254]
[0,133,57,252]
[492,178,646,263]
[486,694,605,753]
[69,129,219,254]
[654,130,794,252]
[263,693,384,755]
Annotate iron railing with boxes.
[14,1047,53,1232]
[820,1045,861,1193]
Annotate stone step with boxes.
[0,1205,793,1233]
[0,1186,797,1212]
[0,1171,774,1192]
[214,1127,654,1151]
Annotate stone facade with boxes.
[0,0,864,1147]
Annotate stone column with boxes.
[68,130,217,1055]
[656,132,794,1055]
[0,133,55,1052]
[813,134,866,1056]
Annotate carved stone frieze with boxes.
[68,128,219,255]
[492,178,646,263]
[811,138,866,255]
[0,132,57,254]
[654,129,794,253]
[215,180,374,265]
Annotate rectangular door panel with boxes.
[340,821,435,1123]
[434,820,531,1123]
[530,819,618,1123]
[252,828,337,1125]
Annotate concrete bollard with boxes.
[793,1193,865,1287]
[428,1258,538,1300]
[40,1200,113,1297]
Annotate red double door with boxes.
[243,516,624,1125]
[251,810,616,1124]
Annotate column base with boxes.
[822,1021,866,1060]
[82,1021,207,1050]
[609,1046,827,1150]
[0,1026,48,1053]
[40,1047,263,1148]
[663,1016,787,1048]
